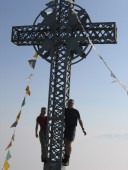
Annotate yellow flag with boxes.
[33,52,38,58]
[16,110,21,121]
[3,160,10,170]
[5,141,12,150]
[25,85,31,96]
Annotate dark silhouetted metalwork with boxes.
[11,1,117,170]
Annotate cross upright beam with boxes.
[11,1,117,170]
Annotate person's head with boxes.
[40,107,46,116]
[67,99,74,109]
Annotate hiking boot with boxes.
[63,159,69,166]
[41,156,48,163]
[62,154,70,166]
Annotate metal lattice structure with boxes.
[11,0,117,170]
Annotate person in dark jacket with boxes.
[63,99,87,166]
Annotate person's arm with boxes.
[35,119,39,138]
[78,118,87,135]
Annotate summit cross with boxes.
[11,1,117,170]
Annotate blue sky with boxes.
[0,0,128,169]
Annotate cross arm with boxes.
[11,22,117,46]
[11,25,48,46]
[84,22,117,44]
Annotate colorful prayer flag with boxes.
[111,71,116,79]
[27,73,33,81]
[5,141,12,150]
[25,85,31,96]
[6,150,12,161]
[16,111,21,121]
[10,121,18,128]
[28,59,36,69]
[11,133,15,141]
[21,97,26,107]
[33,52,38,58]
[3,160,10,170]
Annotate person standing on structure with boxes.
[62,99,87,166]
[35,107,47,162]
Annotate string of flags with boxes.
[87,38,128,95]
[1,52,38,170]
[74,10,128,95]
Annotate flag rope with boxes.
[72,7,128,95]
[1,52,38,170]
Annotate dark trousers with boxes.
[39,129,46,160]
